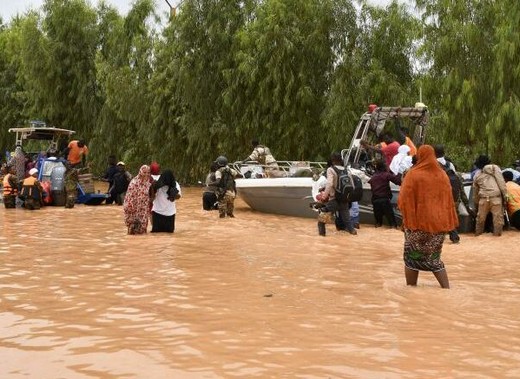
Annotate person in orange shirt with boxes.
[503,171,520,230]
[395,118,417,156]
[66,139,88,167]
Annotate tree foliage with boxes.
[0,0,519,181]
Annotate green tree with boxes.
[0,17,27,154]
[41,0,99,136]
[324,1,421,150]
[416,0,498,165]
[150,0,256,181]
[91,0,156,173]
[488,0,520,164]
[228,0,355,161]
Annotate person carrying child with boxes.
[315,152,357,237]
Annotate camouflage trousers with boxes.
[218,193,235,217]
[65,192,77,208]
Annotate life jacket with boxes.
[3,173,18,196]
[20,176,42,200]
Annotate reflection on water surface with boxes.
[1,188,520,378]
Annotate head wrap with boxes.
[389,145,412,175]
[150,162,161,175]
[137,165,150,180]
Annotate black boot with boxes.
[318,222,326,236]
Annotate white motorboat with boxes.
[235,175,317,218]
[234,161,400,224]
[233,105,476,232]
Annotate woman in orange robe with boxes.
[398,145,459,288]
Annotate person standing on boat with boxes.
[64,139,89,168]
[242,139,280,177]
[213,156,239,218]
[395,118,417,156]
[360,133,400,167]
[398,145,458,289]
[317,152,357,236]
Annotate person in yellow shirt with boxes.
[65,139,89,167]
[502,171,520,230]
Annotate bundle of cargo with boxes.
[78,173,95,194]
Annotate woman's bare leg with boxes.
[433,269,450,289]
[405,266,419,286]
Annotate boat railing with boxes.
[231,160,327,178]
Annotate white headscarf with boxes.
[389,145,412,175]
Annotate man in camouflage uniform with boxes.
[242,139,280,177]
[64,163,81,208]
[212,156,238,218]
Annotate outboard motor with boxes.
[50,165,67,206]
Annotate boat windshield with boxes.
[8,121,75,156]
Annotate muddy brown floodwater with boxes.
[1,186,520,378]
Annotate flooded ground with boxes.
[1,186,520,378]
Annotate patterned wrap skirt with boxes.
[403,229,446,272]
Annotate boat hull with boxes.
[236,177,399,224]
[236,177,317,218]
[236,178,474,232]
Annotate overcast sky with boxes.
[1,0,396,23]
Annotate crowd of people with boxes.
[357,136,520,288]
[3,134,520,289]
[1,138,90,210]
[307,131,520,289]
